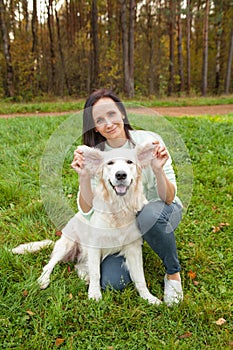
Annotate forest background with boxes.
[0,0,233,101]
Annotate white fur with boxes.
[13,142,162,305]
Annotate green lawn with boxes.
[0,111,232,349]
[0,94,232,114]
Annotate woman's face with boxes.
[92,97,126,143]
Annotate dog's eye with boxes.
[126,160,133,164]
[107,161,114,165]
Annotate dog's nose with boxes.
[115,171,127,181]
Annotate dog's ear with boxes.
[78,145,104,174]
[136,142,155,168]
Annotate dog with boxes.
[12,142,162,305]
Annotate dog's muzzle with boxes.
[109,171,132,196]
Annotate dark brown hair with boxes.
[82,89,134,150]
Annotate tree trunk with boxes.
[55,9,71,95]
[91,0,99,89]
[225,27,233,94]
[32,0,38,54]
[201,0,209,96]
[0,0,14,97]
[121,0,130,95]
[128,0,135,97]
[177,0,184,93]
[168,0,175,96]
[47,0,56,93]
[186,0,191,96]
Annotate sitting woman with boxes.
[71,88,183,306]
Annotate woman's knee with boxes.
[137,201,182,235]
[100,254,131,291]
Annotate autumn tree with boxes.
[0,0,14,97]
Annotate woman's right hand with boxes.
[71,148,89,176]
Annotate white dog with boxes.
[12,142,162,305]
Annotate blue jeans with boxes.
[100,200,183,291]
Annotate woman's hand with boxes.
[151,141,169,172]
[71,148,89,176]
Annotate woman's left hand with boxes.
[151,141,169,171]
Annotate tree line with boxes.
[0,0,232,99]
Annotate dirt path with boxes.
[0,104,232,119]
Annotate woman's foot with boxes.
[164,273,183,306]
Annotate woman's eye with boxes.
[107,161,114,165]
[96,118,104,125]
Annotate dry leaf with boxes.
[55,231,62,236]
[212,226,221,233]
[193,280,199,286]
[68,293,73,300]
[26,310,35,316]
[179,332,192,339]
[215,318,226,326]
[188,242,195,247]
[219,222,230,227]
[23,290,28,297]
[188,270,197,280]
[55,338,65,346]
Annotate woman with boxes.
[71,89,183,306]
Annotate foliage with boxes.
[0,1,232,98]
[0,110,232,349]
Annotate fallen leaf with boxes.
[23,290,28,297]
[179,332,192,339]
[26,310,35,316]
[188,242,195,247]
[55,231,62,236]
[215,318,226,326]
[55,338,65,346]
[68,293,73,299]
[67,194,73,198]
[212,226,221,233]
[193,280,199,286]
[188,270,197,280]
[219,222,230,227]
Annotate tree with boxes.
[91,0,99,89]
[225,27,233,94]
[201,0,209,96]
[120,0,135,97]
[186,0,191,95]
[47,0,56,93]
[177,0,184,93]
[0,0,14,97]
[167,0,176,96]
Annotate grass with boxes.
[0,111,232,349]
[0,94,232,114]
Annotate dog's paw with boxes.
[140,291,162,305]
[146,294,162,306]
[88,288,102,301]
[37,275,50,290]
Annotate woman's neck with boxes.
[106,138,128,148]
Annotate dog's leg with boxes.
[124,243,162,305]
[87,248,102,301]
[38,236,76,289]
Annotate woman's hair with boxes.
[82,89,134,150]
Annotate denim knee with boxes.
[136,201,182,237]
[100,254,131,291]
